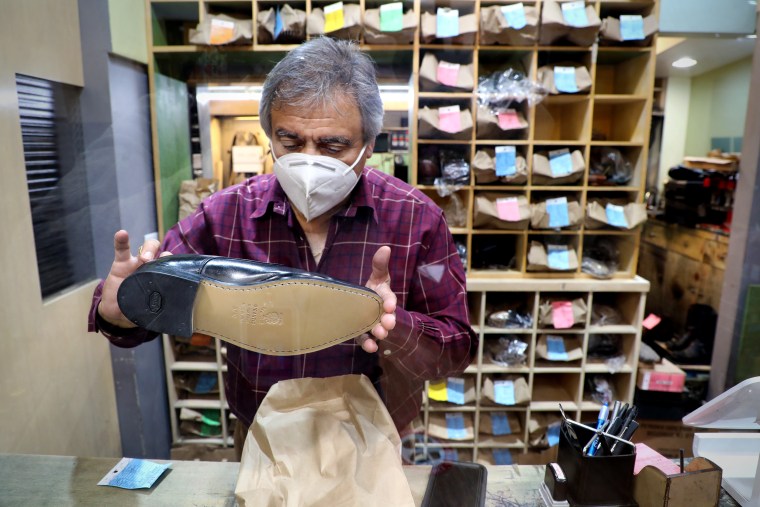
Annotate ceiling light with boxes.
[672,57,698,69]
[747,34,757,39]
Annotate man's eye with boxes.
[322,146,343,154]
[282,144,300,151]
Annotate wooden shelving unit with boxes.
[146,0,656,452]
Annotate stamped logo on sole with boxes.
[232,303,283,326]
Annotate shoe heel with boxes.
[117,270,200,337]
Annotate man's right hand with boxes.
[97,230,171,328]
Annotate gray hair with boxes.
[260,37,384,144]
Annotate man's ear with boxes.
[364,140,375,159]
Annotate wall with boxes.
[658,77,691,186]
[108,0,148,64]
[684,57,752,157]
[0,0,120,456]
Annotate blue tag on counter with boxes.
[274,6,284,39]
[495,146,517,176]
[98,458,172,490]
[547,422,561,447]
[446,413,467,440]
[561,1,588,27]
[554,66,579,93]
[546,335,569,361]
[500,3,527,29]
[620,14,645,41]
[547,245,571,270]
[491,412,512,435]
[606,203,629,228]
[548,149,573,177]
[447,377,466,405]
[436,8,460,38]
[494,449,513,465]
[494,380,516,405]
[546,197,570,228]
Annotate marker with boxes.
[586,402,609,456]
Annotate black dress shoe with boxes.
[117,255,383,356]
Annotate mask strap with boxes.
[345,145,368,174]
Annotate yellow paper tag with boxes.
[324,2,345,33]
[209,18,235,45]
[428,380,448,402]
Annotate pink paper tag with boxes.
[642,313,662,330]
[551,301,574,329]
[438,106,462,133]
[496,197,521,221]
[498,110,522,130]
[437,61,460,87]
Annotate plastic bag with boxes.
[589,148,633,186]
[487,309,533,329]
[477,68,548,112]
[581,238,619,278]
[488,337,529,367]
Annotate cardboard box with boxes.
[632,419,697,459]
[637,359,686,393]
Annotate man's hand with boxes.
[359,246,397,353]
[98,230,170,328]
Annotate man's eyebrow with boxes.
[318,136,352,145]
[275,129,301,139]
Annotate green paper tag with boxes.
[380,2,404,32]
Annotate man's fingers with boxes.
[357,333,379,353]
[113,230,132,263]
[381,313,396,331]
[369,246,391,285]
[139,239,162,263]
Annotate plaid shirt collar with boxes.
[249,168,379,224]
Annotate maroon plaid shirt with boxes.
[89,168,476,430]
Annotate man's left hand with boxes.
[359,246,397,353]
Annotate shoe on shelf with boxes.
[663,328,698,352]
[117,255,383,356]
[668,338,711,365]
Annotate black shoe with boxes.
[117,255,383,356]
[664,328,698,352]
[669,339,710,365]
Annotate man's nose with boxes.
[301,143,321,157]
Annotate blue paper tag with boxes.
[442,448,459,462]
[493,449,513,465]
[194,372,217,394]
[547,422,561,447]
[491,412,512,435]
[495,146,517,176]
[620,14,645,41]
[98,458,172,490]
[547,245,571,270]
[546,197,570,228]
[554,66,579,93]
[606,203,629,228]
[274,6,283,39]
[446,413,467,440]
[447,377,466,405]
[436,8,460,38]
[548,149,573,177]
[546,335,569,361]
[561,1,588,27]
[500,3,527,30]
[494,380,516,406]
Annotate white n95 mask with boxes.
[272,145,367,222]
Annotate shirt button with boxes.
[384,349,391,356]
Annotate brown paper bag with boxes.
[307,4,363,40]
[539,0,601,47]
[235,375,414,507]
[189,14,253,45]
[538,297,588,327]
[429,376,477,405]
[479,5,539,45]
[473,149,528,185]
[418,106,473,140]
[526,241,579,272]
[528,413,562,447]
[537,64,593,95]
[600,14,658,46]
[428,412,475,441]
[481,376,530,406]
[178,178,217,221]
[419,53,474,92]
[585,200,647,229]
[476,105,529,139]
[530,199,583,229]
[536,334,583,361]
[420,11,477,45]
[363,7,417,44]
[257,5,306,44]
[478,411,523,436]
[532,149,585,185]
[473,193,530,230]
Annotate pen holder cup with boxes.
[557,422,637,506]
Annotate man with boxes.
[89,37,476,457]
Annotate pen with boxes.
[586,402,609,456]
[610,406,638,455]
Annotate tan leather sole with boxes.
[192,279,383,355]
